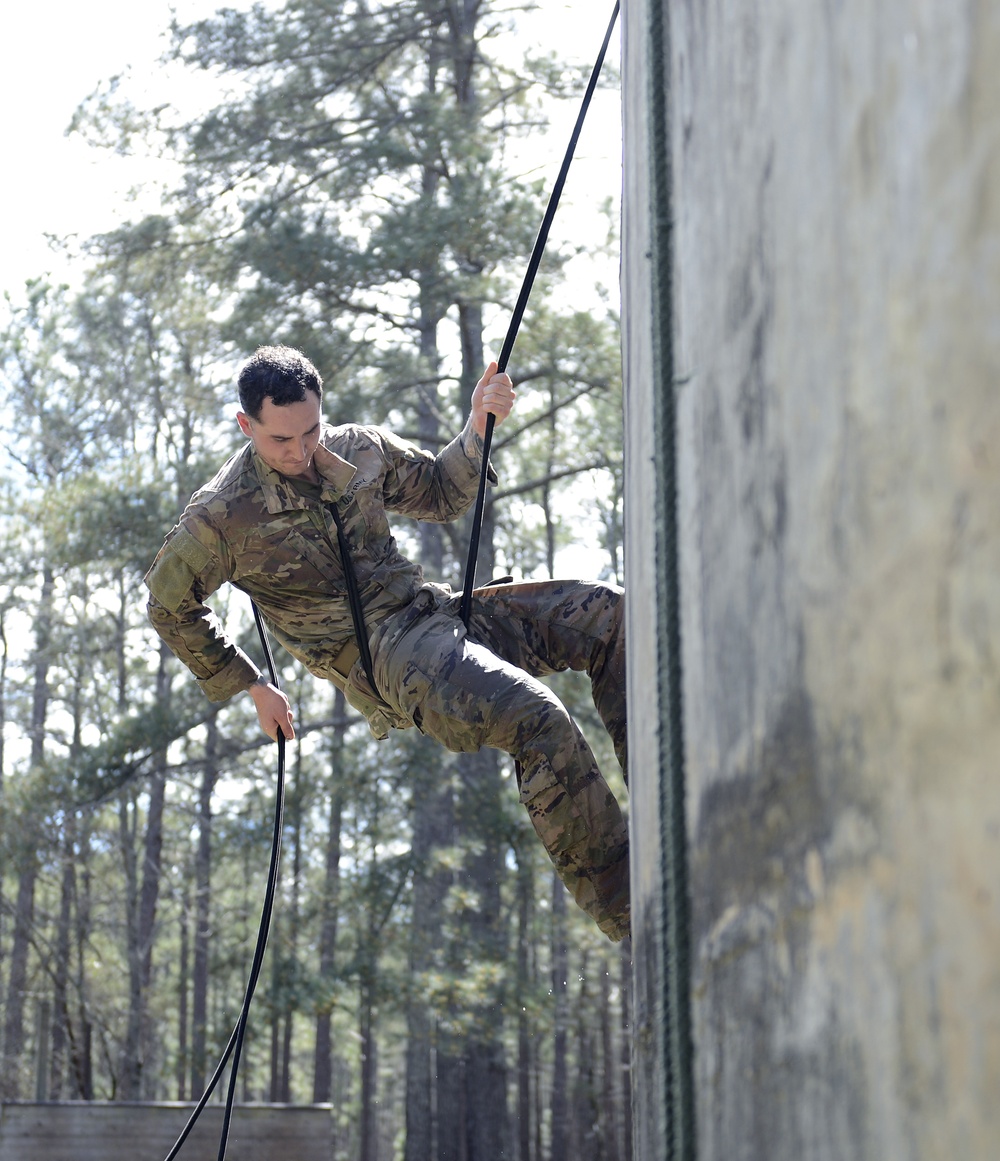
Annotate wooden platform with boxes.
[0,1101,333,1161]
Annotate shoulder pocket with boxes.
[170,527,214,573]
[144,528,215,612]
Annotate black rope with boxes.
[647,0,696,1151]
[458,0,620,626]
[162,602,285,1161]
[328,500,382,699]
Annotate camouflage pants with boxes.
[370,579,630,941]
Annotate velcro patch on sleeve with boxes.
[144,527,214,613]
[170,526,214,573]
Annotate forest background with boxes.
[0,1,629,1159]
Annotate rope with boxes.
[647,0,696,1150]
[328,501,383,699]
[458,0,620,626]
[162,602,285,1161]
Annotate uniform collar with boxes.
[251,427,358,514]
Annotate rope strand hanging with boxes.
[161,604,285,1161]
[459,0,620,625]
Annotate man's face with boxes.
[237,392,323,480]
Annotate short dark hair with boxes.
[237,345,323,420]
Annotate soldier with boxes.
[145,345,629,941]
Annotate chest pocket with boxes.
[351,489,391,544]
[235,522,343,588]
[338,451,391,545]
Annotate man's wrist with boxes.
[248,674,270,694]
[462,416,486,460]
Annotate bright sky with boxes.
[0,0,621,303]
[1,1,188,296]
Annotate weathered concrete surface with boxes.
[0,1101,334,1161]
[623,1,1000,1158]
[621,0,675,1139]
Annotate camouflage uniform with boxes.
[145,419,629,940]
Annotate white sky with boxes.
[0,0,622,303]
[1,1,191,296]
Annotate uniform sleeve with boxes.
[379,416,498,522]
[144,517,260,702]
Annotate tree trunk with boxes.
[119,789,143,1098]
[572,951,601,1161]
[453,267,512,1161]
[268,738,295,1107]
[0,608,8,999]
[49,817,76,1099]
[0,605,6,778]
[313,687,347,1101]
[120,583,167,1100]
[619,942,633,1161]
[191,710,220,1098]
[0,862,36,1098]
[549,871,569,1161]
[600,955,619,1161]
[280,1010,293,1104]
[359,972,378,1161]
[404,88,453,1156]
[435,1046,467,1161]
[0,564,53,1098]
[269,937,282,1103]
[465,1032,510,1161]
[457,749,511,1161]
[136,646,170,1098]
[136,768,166,1098]
[456,301,491,591]
[516,852,534,1161]
[74,814,95,1101]
[177,882,191,1100]
[279,713,305,1104]
[403,742,454,1161]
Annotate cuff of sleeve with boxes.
[198,649,261,703]
[452,418,498,487]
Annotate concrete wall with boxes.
[623,1,1000,1158]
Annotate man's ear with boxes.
[236,411,254,439]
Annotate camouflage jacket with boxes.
[145,418,493,721]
